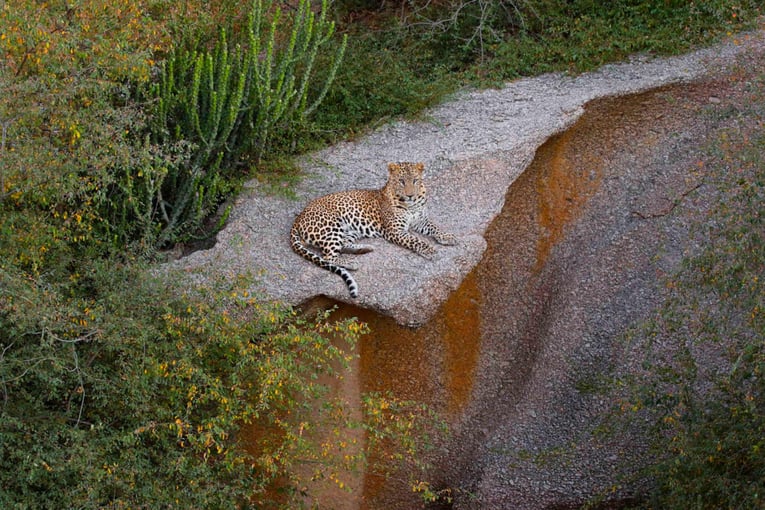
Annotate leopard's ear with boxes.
[414,162,425,174]
[388,162,400,174]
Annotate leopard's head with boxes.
[386,162,426,204]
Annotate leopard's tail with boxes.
[290,227,359,298]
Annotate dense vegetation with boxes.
[0,0,762,507]
[616,67,765,509]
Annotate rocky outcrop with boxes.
[171,34,756,326]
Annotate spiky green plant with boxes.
[126,0,346,247]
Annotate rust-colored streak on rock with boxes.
[531,91,671,271]
[356,308,435,399]
[300,267,483,508]
[439,269,482,416]
[317,269,482,415]
[534,127,603,271]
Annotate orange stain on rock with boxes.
[299,268,483,508]
[533,118,604,271]
[311,269,482,418]
[439,269,482,416]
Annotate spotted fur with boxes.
[290,162,456,298]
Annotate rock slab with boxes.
[170,36,755,326]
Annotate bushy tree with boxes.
[0,0,168,267]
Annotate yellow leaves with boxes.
[3,0,169,82]
[70,310,89,328]
[412,480,432,494]
[174,417,184,438]
[345,320,368,336]
[187,384,198,403]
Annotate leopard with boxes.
[290,161,456,298]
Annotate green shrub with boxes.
[317,0,762,142]
[483,0,763,80]
[0,0,168,264]
[127,0,346,247]
[403,0,536,61]
[0,262,441,508]
[1,0,347,252]
[616,87,765,508]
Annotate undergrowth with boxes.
[613,63,765,508]
[316,0,763,141]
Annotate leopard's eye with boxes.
[399,178,406,185]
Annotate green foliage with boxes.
[129,0,346,247]
[312,32,456,140]
[482,0,763,80]
[362,391,449,502]
[403,0,536,61]
[0,262,441,508]
[0,0,168,267]
[615,79,765,508]
[316,0,762,142]
[1,0,347,253]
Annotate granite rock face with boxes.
[170,36,753,326]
